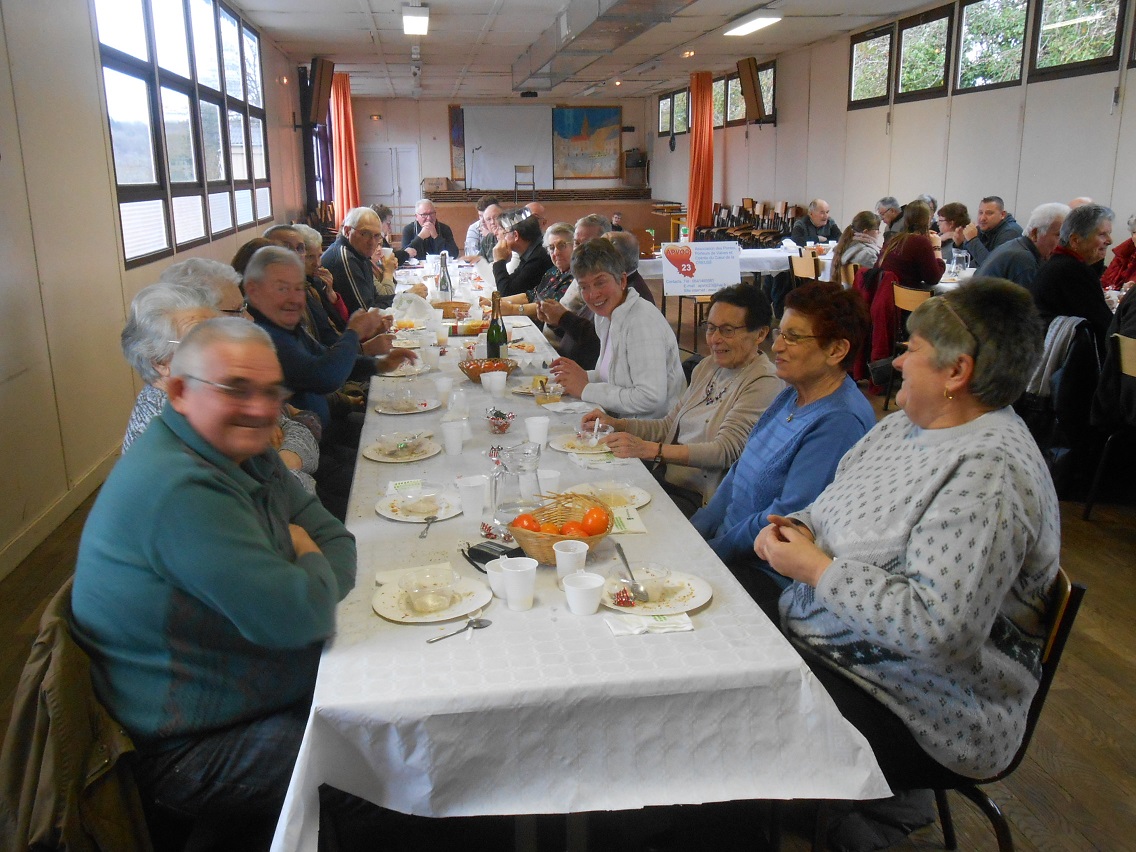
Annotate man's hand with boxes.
[549,357,587,397]
[418,220,438,240]
[346,309,386,340]
[361,333,396,357]
[962,223,979,243]
[492,237,511,263]
[537,298,567,327]
[289,524,322,558]
[376,349,418,373]
[268,425,285,450]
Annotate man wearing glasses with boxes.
[321,206,394,314]
[71,316,357,842]
[400,198,460,258]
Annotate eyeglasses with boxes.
[221,301,249,315]
[546,240,571,252]
[184,376,292,404]
[353,229,382,241]
[705,323,747,338]
[773,328,821,346]
[934,297,981,362]
[416,211,437,219]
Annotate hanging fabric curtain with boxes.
[329,73,360,229]
[687,71,714,231]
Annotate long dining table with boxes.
[271,316,889,851]
[639,246,834,280]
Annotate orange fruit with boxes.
[580,507,609,536]
[539,522,561,535]
[559,521,588,538]
[511,514,541,532]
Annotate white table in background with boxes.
[639,247,834,281]
[271,318,888,851]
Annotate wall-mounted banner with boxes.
[661,241,741,296]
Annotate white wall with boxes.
[0,0,305,579]
[649,35,1136,236]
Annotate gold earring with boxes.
[944,387,954,401]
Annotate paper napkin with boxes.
[603,612,694,636]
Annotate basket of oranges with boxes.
[507,493,613,564]
[458,357,518,384]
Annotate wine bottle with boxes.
[487,292,507,359]
[438,250,453,299]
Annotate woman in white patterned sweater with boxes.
[755,278,1060,789]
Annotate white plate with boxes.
[372,577,492,623]
[601,572,713,616]
[383,362,430,378]
[374,398,441,415]
[362,438,442,463]
[567,482,651,509]
[392,338,421,349]
[548,434,611,455]
[375,490,461,522]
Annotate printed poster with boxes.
[661,241,742,296]
[552,107,621,179]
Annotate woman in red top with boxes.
[1101,213,1136,291]
[877,201,945,290]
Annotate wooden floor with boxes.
[3,286,1133,850]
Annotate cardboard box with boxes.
[421,177,452,192]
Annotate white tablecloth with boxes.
[271,318,888,851]
[639,247,834,280]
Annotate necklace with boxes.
[702,368,732,406]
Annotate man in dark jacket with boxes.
[400,198,460,257]
[960,195,1024,265]
[790,199,841,245]
[321,206,391,313]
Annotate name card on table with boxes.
[661,241,741,296]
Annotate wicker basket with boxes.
[508,493,613,564]
[458,358,518,384]
[430,300,472,319]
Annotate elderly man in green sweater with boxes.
[72,317,356,834]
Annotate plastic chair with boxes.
[513,165,535,202]
[801,567,1086,852]
[1083,332,1136,519]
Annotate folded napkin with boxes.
[567,451,637,470]
[541,401,595,414]
[604,612,694,636]
[608,506,646,534]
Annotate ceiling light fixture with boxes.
[402,4,429,36]
[682,50,695,58]
[724,13,781,37]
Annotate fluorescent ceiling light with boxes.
[403,4,429,35]
[724,14,781,37]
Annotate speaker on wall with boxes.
[736,57,766,122]
[309,57,335,125]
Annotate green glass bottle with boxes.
[487,292,507,359]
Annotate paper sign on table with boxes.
[609,506,647,535]
[661,241,742,296]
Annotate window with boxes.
[658,95,672,134]
[1030,0,1125,80]
[94,0,272,266]
[757,61,776,123]
[726,77,745,122]
[957,0,1028,91]
[896,6,953,100]
[712,77,725,127]
[850,26,893,107]
[673,90,690,133]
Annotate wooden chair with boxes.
[1083,333,1136,519]
[789,253,820,282]
[799,568,1086,852]
[881,284,933,409]
[513,165,535,202]
[838,262,860,288]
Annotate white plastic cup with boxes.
[485,558,507,598]
[553,539,588,589]
[455,474,487,521]
[524,415,550,446]
[536,468,561,495]
[440,420,464,455]
[499,557,538,611]
[482,371,507,398]
[563,572,605,615]
[421,346,441,370]
[433,376,453,406]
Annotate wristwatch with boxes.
[652,442,665,468]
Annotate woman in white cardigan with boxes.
[550,238,684,419]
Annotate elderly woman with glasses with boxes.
[121,281,320,495]
[755,278,1059,808]
[691,282,875,580]
[550,238,685,419]
[482,222,574,323]
[581,284,782,515]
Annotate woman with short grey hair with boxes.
[755,278,1060,832]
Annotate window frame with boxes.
[1028,0,1127,83]
[657,86,691,136]
[953,0,1029,95]
[94,0,272,268]
[848,25,895,109]
[894,4,955,103]
[657,93,672,135]
[755,60,776,125]
[712,76,726,128]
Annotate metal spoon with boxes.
[426,618,492,643]
[419,515,438,539]
[613,542,649,602]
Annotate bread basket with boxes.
[431,300,472,319]
[508,493,613,564]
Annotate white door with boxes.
[359,145,419,225]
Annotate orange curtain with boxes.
[687,71,714,231]
[329,73,360,228]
